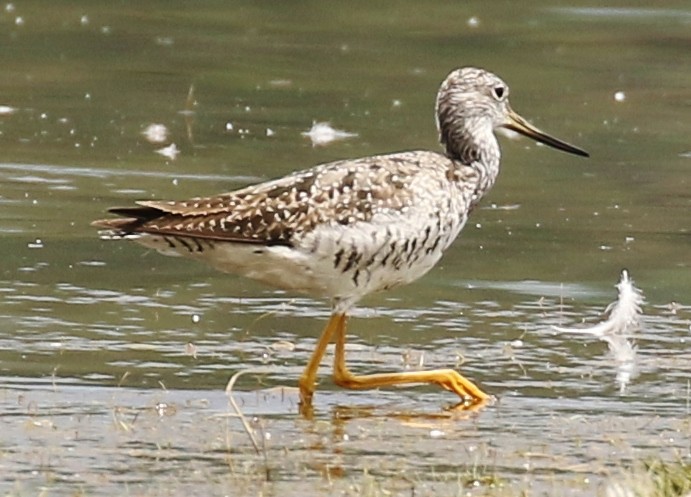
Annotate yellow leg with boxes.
[332,314,490,403]
[298,313,341,406]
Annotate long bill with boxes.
[504,108,589,157]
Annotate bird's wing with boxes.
[92,152,440,246]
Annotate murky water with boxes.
[1,2,689,496]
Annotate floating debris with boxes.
[614,91,626,102]
[154,36,174,47]
[429,429,445,438]
[184,342,197,358]
[554,269,644,393]
[0,105,17,115]
[486,203,521,211]
[27,238,44,249]
[154,402,176,417]
[155,143,180,160]
[301,121,358,147]
[270,340,295,352]
[141,123,169,144]
[268,79,292,88]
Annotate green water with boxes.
[1,2,689,496]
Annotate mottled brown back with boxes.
[92,152,443,247]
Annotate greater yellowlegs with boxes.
[93,67,588,409]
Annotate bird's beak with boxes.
[504,107,589,157]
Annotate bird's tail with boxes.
[91,205,164,238]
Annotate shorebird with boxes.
[93,67,588,410]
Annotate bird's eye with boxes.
[492,86,506,100]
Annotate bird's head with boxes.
[436,67,589,162]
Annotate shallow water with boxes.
[1,1,689,496]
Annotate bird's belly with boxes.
[130,231,439,301]
[131,233,335,295]
[130,212,465,307]
[293,216,465,305]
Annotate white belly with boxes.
[131,211,466,312]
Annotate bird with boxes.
[93,67,588,410]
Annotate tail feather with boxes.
[91,205,164,233]
[107,205,162,220]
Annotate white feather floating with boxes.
[553,269,644,393]
[301,121,358,147]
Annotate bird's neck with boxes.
[441,119,501,201]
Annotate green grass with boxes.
[606,459,691,497]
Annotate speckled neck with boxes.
[435,79,502,202]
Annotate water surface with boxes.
[1,2,689,496]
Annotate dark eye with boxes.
[492,86,505,100]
